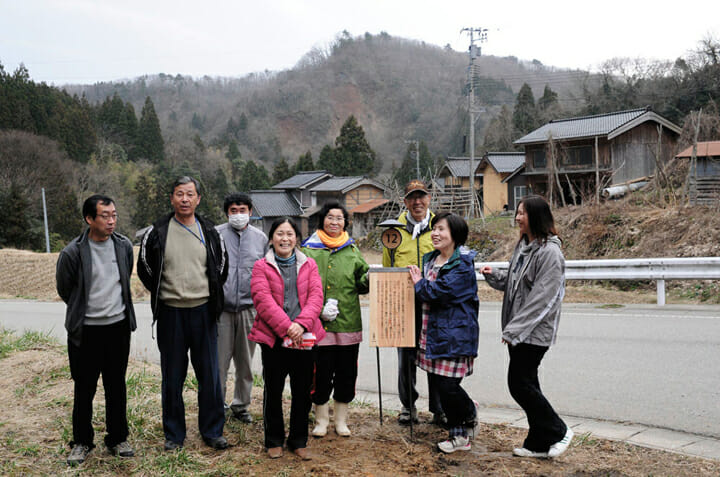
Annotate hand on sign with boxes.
[407,265,422,284]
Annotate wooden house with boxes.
[307,176,393,236]
[435,157,483,215]
[676,141,720,205]
[271,170,332,208]
[478,152,526,214]
[248,190,307,237]
[514,107,681,204]
[348,198,401,238]
[308,176,388,209]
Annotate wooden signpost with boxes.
[369,223,416,433]
[368,269,415,348]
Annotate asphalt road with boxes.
[1,300,719,438]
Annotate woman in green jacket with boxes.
[301,201,369,438]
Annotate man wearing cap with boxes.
[382,180,445,427]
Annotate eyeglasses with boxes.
[325,216,345,223]
[98,213,118,221]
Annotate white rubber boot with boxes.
[311,403,329,437]
[334,402,351,437]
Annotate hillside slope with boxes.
[64,33,589,171]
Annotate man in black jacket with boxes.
[138,176,229,452]
[56,194,137,465]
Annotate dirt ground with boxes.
[1,342,719,476]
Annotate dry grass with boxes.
[1,328,720,476]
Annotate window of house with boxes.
[533,150,546,168]
[562,146,593,167]
[514,185,528,210]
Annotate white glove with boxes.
[321,298,339,322]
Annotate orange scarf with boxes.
[317,229,349,250]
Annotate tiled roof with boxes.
[484,152,526,173]
[442,157,483,178]
[249,190,303,217]
[676,141,720,158]
[310,176,363,192]
[349,198,390,214]
[272,171,331,190]
[514,108,681,145]
[309,177,387,193]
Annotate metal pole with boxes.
[657,279,666,306]
[468,33,475,220]
[415,140,420,180]
[376,348,383,424]
[41,187,50,253]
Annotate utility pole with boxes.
[461,27,487,219]
[405,139,420,179]
[42,187,50,253]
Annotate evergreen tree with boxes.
[132,174,161,227]
[316,145,337,172]
[226,140,241,161]
[0,182,40,249]
[333,115,377,175]
[294,150,314,172]
[392,141,436,186]
[235,160,271,192]
[272,157,292,184]
[137,96,164,162]
[484,105,517,151]
[512,83,539,138]
[537,84,562,123]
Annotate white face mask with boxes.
[228,213,250,230]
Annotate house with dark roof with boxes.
[514,107,681,204]
[272,170,332,208]
[307,176,393,236]
[248,190,305,237]
[478,152,526,214]
[676,141,720,205]
[435,157,483,215]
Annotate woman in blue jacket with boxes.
[408,212,480,454]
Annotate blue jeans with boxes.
[397,347,443,415]
[157,303,225,444]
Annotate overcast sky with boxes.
[1,0,718,85]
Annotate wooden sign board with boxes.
[368,268,415,348]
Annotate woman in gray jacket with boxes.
[481,195,573,459]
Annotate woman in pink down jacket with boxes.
[249,217,324,461]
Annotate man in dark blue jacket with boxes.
[138,176,229,452]
[56,194,137,465]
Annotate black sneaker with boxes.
[231,406,253,423]
[109,441,135,457]
[67,444,91,466]
[164,440,183,451]
[203,436,229,450]
[431,412,448,428]
[398,408,418,425]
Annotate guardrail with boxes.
[475,257,720,306]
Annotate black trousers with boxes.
[156,303,225,444]
[429,373,475,432]
[507,343,567,452]
[260,343,315,451]
[312,344,359,405]
[397,347,443,415]
[68,319,130,448]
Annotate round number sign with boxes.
[381,228,402,250]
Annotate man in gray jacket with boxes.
[216,193,267,422]
[56,195,137,465]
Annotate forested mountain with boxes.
[2,32,719,252]
[63,32,589,172]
